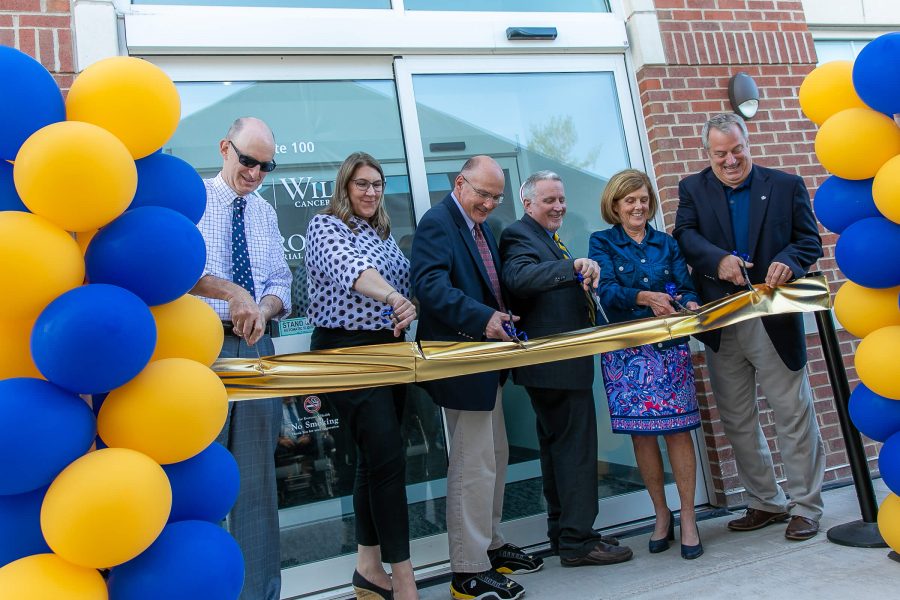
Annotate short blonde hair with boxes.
[599,169,658,225]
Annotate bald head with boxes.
[454,155,505,225]
[219,116,276,196]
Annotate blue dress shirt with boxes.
[589,223,699,327]
[725,167,753,257]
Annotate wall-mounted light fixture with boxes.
[506,27,558,41]
[728,72,760,120]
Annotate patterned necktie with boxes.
[231,197,256,297]
[473,223,505,312]
[553,232,596,326]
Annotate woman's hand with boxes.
[387,292,417,337]
[685,300,700,311]
[636,290,676,316]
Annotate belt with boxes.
[222,321,276,337]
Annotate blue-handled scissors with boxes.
[502,311,528,348]
[731,251,759,298]
[576,273,610,324]
[665,282,698,315]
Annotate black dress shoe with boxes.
[648,509,675,554]
[680,526,703,560]
[352,570,393,600]
[560,542,633,567]
[550,530,619,555]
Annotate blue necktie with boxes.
[231,197,256,297]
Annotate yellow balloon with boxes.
[798,61,868,126]
[878,493,900,553]
[149,294,224,366]
[98,358,228,464]
[0,317,42,379]
[0,554,107,600]
[833,281,900,339]
[41,448,171,569]
[75,229,97,255]
[873,154,900,224]
[855,325,900,399]
[66,57,180,159]
[815,107,900,180]
[14,121,137,231]
[0,212,84,318]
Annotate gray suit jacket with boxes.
[499,214,595,390]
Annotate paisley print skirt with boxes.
[601,342,700,435]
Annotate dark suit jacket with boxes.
[673,164,822,370]
[411,194,507,411]
[499,214,594,390]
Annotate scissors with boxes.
[502,311,528,348]
[576,273,610,324]
[731,251,760,299]
[665,282,699,315]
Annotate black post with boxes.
[813,307,886,547]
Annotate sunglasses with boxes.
[229,140,277,172]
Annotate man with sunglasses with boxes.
[674,113,825,543]
[192,116,291,600]
[412,156,539,600]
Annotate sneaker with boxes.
[450,570,524,600]
[488,543,544,574]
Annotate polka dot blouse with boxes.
[305,213,410,330]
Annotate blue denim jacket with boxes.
[589,224,699,347]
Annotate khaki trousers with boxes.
[706,319,825,519]
[444,387,508,573]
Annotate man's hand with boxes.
[573,258,600,290]
[685,301,700,311]
[717,254,754,286]
[228,290,266,345]
[765,261,793,288]
[485,311,518,341]
[386,292,417,338]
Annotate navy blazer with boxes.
[411,194,507,411]
[673,164,822,370]
[499,214,595,391]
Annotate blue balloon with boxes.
[107,521,244,600]
[131,153,207,224]
[0,161,28,212]
[879,430,900,496]
[0,46,65,161]
[853,32,900,117]
[849,383,900,442]
[32,284,156,394]
[0,378,95,495]
[163,443,239,523]
[0,485,51,566]
[85,206,206,306]
[813,176,879,234]
[835,217,900,288]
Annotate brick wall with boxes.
[1,0,75,93]
[640,0,878,507]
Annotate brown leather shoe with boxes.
[560,542,633,567]
[727,508,790,531]
[785,516,819,541]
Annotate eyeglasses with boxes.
[351,178,385,193]
[229,140,277,172]
[462,175,504,204]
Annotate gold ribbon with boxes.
[215,275,832,401]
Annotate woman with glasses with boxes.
[588,168,704,560]
[306,152,418,600]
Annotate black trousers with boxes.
[310,327,409,563]
[525,386,601,559]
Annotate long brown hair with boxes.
[323,151,391,240]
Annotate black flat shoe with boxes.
[352,570,393,600]
[648,509,675,554]
[680,526,704,560]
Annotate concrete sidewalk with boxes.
[419,479,897,600]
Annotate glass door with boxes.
[395,54,709,548]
